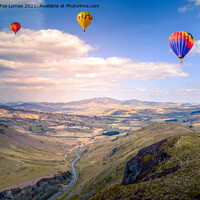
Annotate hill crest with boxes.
[1,97,191,114]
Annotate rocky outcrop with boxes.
[122,138,180,185]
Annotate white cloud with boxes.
[178,0,200,14]
[0,29,190,102]
[0,29,94,63]
[0,72,119,101]
[178,4,193,13]
[190,40,200,54]
[189,0,200,5]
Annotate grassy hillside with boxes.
[90,132,200,200]
[57,122,194,200]
[0,124,70,191]
[1,103,200,199]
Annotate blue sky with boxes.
[0,0,200,103]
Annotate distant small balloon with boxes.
[10,22,21,35]
[77,12,93,32]
[169,31,194,63]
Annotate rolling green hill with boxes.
[90,132,200,200]
[57,122,196,200]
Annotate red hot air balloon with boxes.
[169,31,194,63]
[10,22,21,35]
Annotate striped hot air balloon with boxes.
[169,31,194,63]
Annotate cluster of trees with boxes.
[14,182,59,200]
[1,172,72,200]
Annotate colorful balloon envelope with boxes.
[77,12,93,32]
[169,31,194,63]
[10,22,21,35]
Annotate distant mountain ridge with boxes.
[1,97,191,114]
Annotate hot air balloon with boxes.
[77,12,93,32]
[10,22,21,35]
[169,31,194,63]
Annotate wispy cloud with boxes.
[190,40,200,54]
[178,0,200,13]
[189,0,200,5]
[0,29,189,102]
[178,4,193,13]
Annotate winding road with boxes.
[49,147,83,200]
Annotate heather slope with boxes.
[90,132,200,200]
